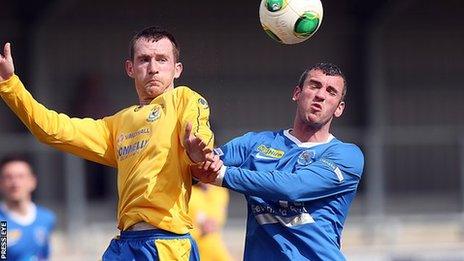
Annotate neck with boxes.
[139,99,152,106]
[138,85,174,106]
[291,121,331,143]
[5,200,31,216]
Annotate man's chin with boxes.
[6,197,23,202]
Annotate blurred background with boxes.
[1,0,464,260]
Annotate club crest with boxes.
[147,106,161,122]
[297,150,316,166]
[198,97,209,109]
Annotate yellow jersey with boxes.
[189,184,232,261]
[0,75,214,234]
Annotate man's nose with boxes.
[148,60,159,74]
[315,89,326,100]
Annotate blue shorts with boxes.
[102,229,200,261]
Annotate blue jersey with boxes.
[217,130,364,260]
[0,204,55,261]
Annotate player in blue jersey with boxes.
[0,155,56,261]
[192,63,364,260]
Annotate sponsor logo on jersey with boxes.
[147,106,161,122]
[251,203,314,227]
[8,229,21,246]
[117,128,151,145]
[297,150,315,166]
[198,97,208,109]
[117,140,149,160]
[255,145,284,160]
[320,158,344,182]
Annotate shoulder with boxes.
[101,106,138,124]
[172,86,209,108]
[173,86,204,99]
[112,105,138,116]
[174,85,195,94]
[35,205,56,224]
[330,140,363,156]
[327,137,364,154]
[325,139,364,174]
[223,130,282,150]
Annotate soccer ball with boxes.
[259,0,323,44]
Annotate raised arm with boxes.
[0,43,116,167]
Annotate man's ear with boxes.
[174,62,183,79]
[292,86,302,102]
[125,60,134,78]
[334,101,345,118]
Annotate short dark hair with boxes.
[129,26,180,62]
[0,154,33,174]
[297,62,347,100]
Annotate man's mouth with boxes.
[311,103,322,111]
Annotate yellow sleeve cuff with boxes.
[0,74,19,92]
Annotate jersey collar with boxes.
[0,202,37,226]
[283,129,334,148]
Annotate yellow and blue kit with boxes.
[189,184,232,261]
[0,75,214,260]
[215,130,364,260]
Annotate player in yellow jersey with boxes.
[0,26,223,260]
[189,183,233,261]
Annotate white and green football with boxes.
[259,0,323,44]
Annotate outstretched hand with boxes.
[183,122,212,163]
[190,154,223,183]
[0,43,14,81]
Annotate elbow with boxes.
[31,129,50,143]
[31,128,64,145]
[31,128,54,144]
[279,187,304,201]
[286,193,302,202]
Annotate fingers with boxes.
[204,151,215,162]
[196,140,207,151]
[190,159,221,184]
[209,155,222,172]
[203,147,213,155]
[198,156,221,183]
[1,43,10,60]
[213,158,223,172]
[191,164,211,183]
[0,42,14,81]
[184,123,212,163]
[4,43,11,60]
